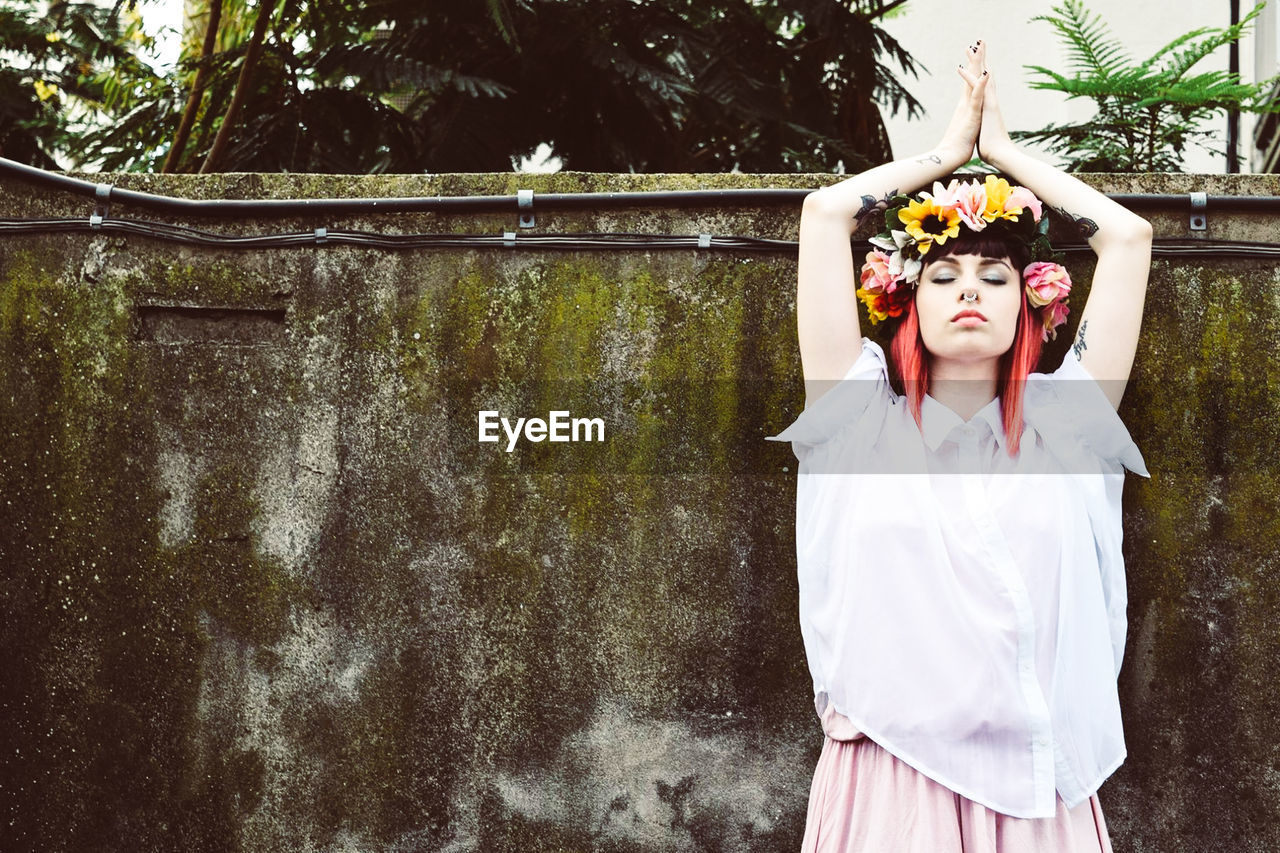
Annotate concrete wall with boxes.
[1,170,1278,851]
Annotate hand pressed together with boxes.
[936,40,989,169]
[976,45,1018,168]
[935,40,1021,170]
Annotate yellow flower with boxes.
[856,285,911,324]
[898,197,960,256]
[45,32,62,43]
[982,175,1021,223]
[33,80,58,101]
[856,287,890,324]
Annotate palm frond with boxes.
[1132,26,1214,77]
[1156,1,1265,82]
[313,41,514,99]
[484,0,522,50]
[871,63,926,120]
[1022,0,1274,171]
[582,39,694,107]
[1028,0,1131,80]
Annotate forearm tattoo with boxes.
[1055,205,1099,239]
[1072,320,1088,360]
[1075,217,1099,239]
[855,194,879,222]
[853,190,899,226]
[916,154,942,166]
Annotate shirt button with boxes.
[1037,737,1050,747]
[962,425,975,436]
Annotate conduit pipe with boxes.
[1,155,1276,219]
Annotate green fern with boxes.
[1013,0,1280,172]
[1028,0,1130,81]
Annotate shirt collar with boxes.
[921,394,1007,452]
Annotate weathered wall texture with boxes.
[0,170,1278,852]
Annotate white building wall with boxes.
[1249,0,1280,170]
[877,0,1271,174]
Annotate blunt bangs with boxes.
[925,229,1030,276]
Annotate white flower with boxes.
[887,250,905,278]
[871,229,912,253]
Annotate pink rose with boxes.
[1023,261,1072,307]
[925,178,987,232]
[1005,186,1043,222]
[1041,298,1071,342]
[952,179,989,231]
[861,250,896,293]
[925,179,960,208]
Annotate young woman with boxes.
[767,40,1154,851]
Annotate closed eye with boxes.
[931,277,1007,284]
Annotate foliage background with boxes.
[872,0,1279,175]
[1009,0,1280,172]
[0,0,926,174]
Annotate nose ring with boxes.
[962,291,978,303]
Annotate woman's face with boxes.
[915,253,1023,363]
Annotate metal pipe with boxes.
[1,155,1277,218]
[1229,0,1241,173]
[0,156,806,216]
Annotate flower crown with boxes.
[857,175,1071,342]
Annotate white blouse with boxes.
[765,337,1150,819]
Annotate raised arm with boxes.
[975,45,1152,411]
[797,42,990,407]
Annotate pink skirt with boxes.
[801,735,1114,853]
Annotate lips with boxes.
[951,309,987,322]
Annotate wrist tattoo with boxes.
[1072,320,1088,360]
[915,154,942,166]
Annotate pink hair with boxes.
[889,273,1044,459]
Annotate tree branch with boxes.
[162,0,223,173]
[199,0,276,173]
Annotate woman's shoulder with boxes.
[765,336,897,453]
[1022,351,1149,477]
[849,336,890,379]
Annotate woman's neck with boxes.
[927,356,999,421]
